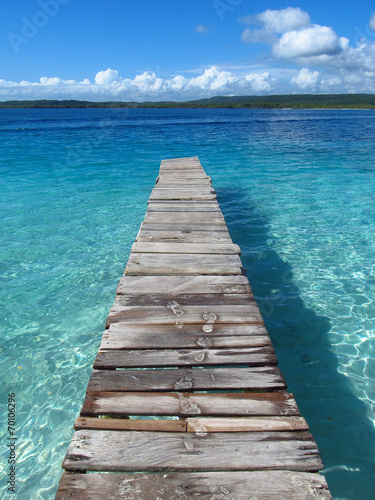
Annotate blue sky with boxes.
[0,0,375,100]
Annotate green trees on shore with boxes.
[0,94,375,109]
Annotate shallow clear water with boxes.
[0,108,374,499]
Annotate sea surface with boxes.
[0,108,374,499]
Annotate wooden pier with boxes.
[56,157,331,499]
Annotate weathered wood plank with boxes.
[139,223,229,232]
[157,173,211,180]
[159,165,204,170]
[150,189,216,201]
[106,304,264,327]
[100,324,271,350]
[130,242,240,254]
[87,367,286,393]
[93,346,277,369]
[62,430,324,472]
[147,203,221,212]
[81,391,299,417]
[136,230,232,243]
[156,181,213,188]
[153,184,214,191]
[116,275,252,295]
[125,253,243,275]
[115,293,254,306]
[75,416,308,433]
[144,212,225,224]
[56,471,332,500]
[187,417,309,433]
[74,417,186,432]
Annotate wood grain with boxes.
[93,346,277,369]
[130,242,241,254]
[125,252,243,275]
[74,417,186,432]
[150,189,216,201]
[100,323,271,350]
[136,229,232,243]
[139,222,229,232]
[114,293,254,306]
[87,366,286,393]
[147,201,220,212]
[106,304,264,327]
[186,416,309,433]
[81,391,299,417]
[56,471,332,500]
[63,430,324,472]
[116,275,252,295]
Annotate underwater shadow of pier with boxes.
[217,186,375,500]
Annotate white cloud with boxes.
[245,72,275,92]
[0,67,281,101]
[241,7,311,45]
[273,25,344,58]
[195,25,210,34]
[291,68,321,90]
[239,7,375,94]
[95,68,119,85]
[258,7,311,34]
[189,67,237,91]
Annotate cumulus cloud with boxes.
[258,7,311,34]
[291,68,321,90]
[244,72,275,92]
[241,7,311,44]
[95,68,119,85]
[239,7,375,94]
[0,67,280,101]
[273,25,344,58]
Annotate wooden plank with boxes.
[136,230,232,243]
[153,184,213,190]
[62,430,324,472]
[115,293,254,306]
[130,242,241,254]
[150,190,216,201]
[157,173,211,179]
[160,166,203,171]
[140,223,229,232]
[81,391,299,417]
[116,275,252,295]
[156,180,212,187]
[93,346,277,369]
[187,417,309,433]
[74,416,308,433]
[100,324,271,350]
[106,304,264,327]
[144,213,225,224]
[87,367,286,393]
[147,203,221,212]
[74,417,186,432]
[56,471,332,500]
[125,253,243,275]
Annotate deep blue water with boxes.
[1,108,374,499]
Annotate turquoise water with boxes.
[1,108,374,499]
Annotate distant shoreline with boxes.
[0,94,375,109]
